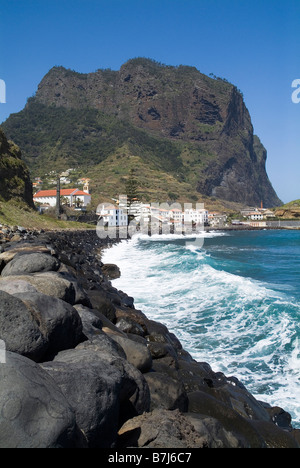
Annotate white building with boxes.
[33,188,91,208]
[97,204,128,227]
[249,212,264,221]
[169,207,183,226]
[208,212,227,227]
[184,208,208,225]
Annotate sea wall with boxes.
[0,226,299,448]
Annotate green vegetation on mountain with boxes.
[0,128,33,206]
[3,99,216,206]
[4,99,184,176]
[280,200,300,208]
[0,127,96,229]
[274,200,300,219]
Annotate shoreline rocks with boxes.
[0,229,299,448]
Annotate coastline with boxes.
[204,224,300,232]
[0,227,299,448]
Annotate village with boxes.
[32,169,279,230]
[96,199,278,230]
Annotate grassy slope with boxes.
[0,201,94,230]
[85,146,245,214]
[274,199,300,219]
[280,200,300,208]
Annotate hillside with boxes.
[274,200,300,219]
[0,128,97,229]
[2,58,282,208]
[0,128,33,207]
[0,199,96,230]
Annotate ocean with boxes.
[102,229,300,428]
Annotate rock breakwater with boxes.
[0,228,299,448]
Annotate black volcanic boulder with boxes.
[118,408,210,448]
[101,263,121,280]
[87,289,117,322]
[0,245,52,273]
[0,291,48,362]
[0,272,76,305]
[14,291,84,359]
[107,332,153,373]
[41,348,127,448]
[144,371,188,412]
[0,290,84,362]
[1,252,60,277]
[0,352,86,448]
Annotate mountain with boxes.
[0,128,33,207]
[2,58,282,207]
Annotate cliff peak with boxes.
[2,58,282,207]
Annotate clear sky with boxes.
[0,0,299,203]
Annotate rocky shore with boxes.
[0,225,299,448]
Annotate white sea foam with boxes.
[102,235,300,427]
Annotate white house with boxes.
[97,204,128,227]
[33,188,91,208]
[249,212,264,221]
[208,212,227,227]
[138,204,151,223]
[169,208,183,223]
[184,208,208,225]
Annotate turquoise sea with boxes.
[102,230,300,428]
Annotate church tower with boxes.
[83,179,90,194]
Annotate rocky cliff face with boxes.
[3,58,281,207]
[0,128,33,207]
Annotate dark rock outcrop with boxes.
[41,349,128,448]
[0,289,84,362]
[0,351,86,448]
[1,252,60,276]
[0,290,48,362]
[0,128,33,207]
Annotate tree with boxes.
[75,197,83,208]
[124,168,140,222]
[125,169,139,206]
[60,196,69,206]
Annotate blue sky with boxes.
[0,0,299,203]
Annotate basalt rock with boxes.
[0,272,76,304]
[1,252,60,277]
[0,352,86,448]
[41,348,125,448]
[0,230,298,449]
[0,290,84,362]
[0,291,48,362]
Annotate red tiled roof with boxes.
[73,190,90,196]
[34,190,55,198]
[34,189,84,198]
